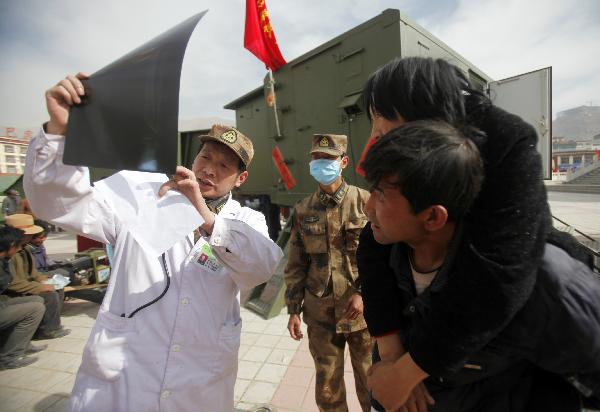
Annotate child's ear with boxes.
[419,205,448,232]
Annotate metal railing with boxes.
[552,215,600,273]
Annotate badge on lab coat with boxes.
[196,244,222,272]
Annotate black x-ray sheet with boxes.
[63,11,206,174]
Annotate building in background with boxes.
[1,126,35,174]
[0,135,31,174]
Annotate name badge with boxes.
[194,244,222,272]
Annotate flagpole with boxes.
[268,69,282,138]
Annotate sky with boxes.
[0,0,599,130]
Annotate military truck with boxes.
[178,8,552,241]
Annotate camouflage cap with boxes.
[199,125,254,167]
[310,134,347,156]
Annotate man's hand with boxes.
[159,166,203,203]
[343,292,364,320]
[287,314,303,340]
[368,353,432,411]
[397,383,435,412]
[159,166,215,232]
[45,73,89,135]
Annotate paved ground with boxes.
[547,192,600,241]
[1,192,598,411]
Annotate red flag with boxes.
[244,0,286,71]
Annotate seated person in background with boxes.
[360,121,600,411]
[4,214,70,340]
[28,229,71,281]
[0,226,47,369]
[28,230,54,272]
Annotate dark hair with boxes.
[363,57,491,126]
[31,230,47,240]
[0,226,25,253]
[363,120,484,221]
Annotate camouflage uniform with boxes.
[284,134,373,412]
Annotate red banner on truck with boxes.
[272,146,296,190]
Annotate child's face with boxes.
[30,234,47,247]
[192,141,248,199]
[365,176,423,245]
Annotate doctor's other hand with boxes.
[45,73,89,136]
[287,314,304,340]
[159,166,204,204]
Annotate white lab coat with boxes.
[24,130,283,412]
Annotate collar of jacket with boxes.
[390,220,466,298]
[206,192,230,214]
[317,180,347,207]
[28,244,43,254]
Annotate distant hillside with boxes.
[553,106,600,141]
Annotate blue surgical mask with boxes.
[309,159,341,185]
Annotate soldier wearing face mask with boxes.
[284,134,373,412]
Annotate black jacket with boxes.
[366,232,600,408]
[0,258,13,295]
[358,104,553,376]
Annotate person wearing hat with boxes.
[5,214,71,340]
[0,225,47,369]
[23,73,283,412]
[284,133,373,411]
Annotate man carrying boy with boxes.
[359,121,600,411]
[24,73,282,411]
[284,133,373,411]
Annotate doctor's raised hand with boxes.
[159,166,217,233]
[45,73,89,135]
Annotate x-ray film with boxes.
[63,11,207,174]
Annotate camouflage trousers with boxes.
[307,324,373,412]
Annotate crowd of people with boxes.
[0,56,598,412]
[0,214,70,370]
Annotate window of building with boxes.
[4,145,15,153]
[5,155,17,163]
[6,166,17,173]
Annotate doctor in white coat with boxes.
[24,73,283,411]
